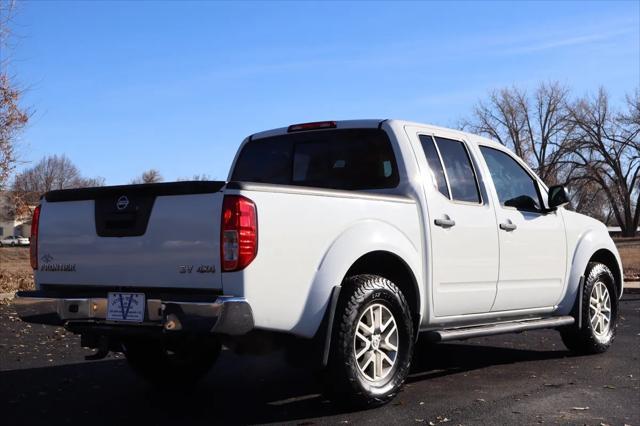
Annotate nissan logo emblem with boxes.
[116,195,129,210]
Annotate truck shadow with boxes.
[0,340,576,425]
[409,339,573,383]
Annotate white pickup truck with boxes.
[16,119,624,406]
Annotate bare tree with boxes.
[621,89,640,128]
[177,173,212,181]
[567,180,610,224]
[462,83,640,234]
[130,169,163,184]
[463,82,574,184]
[0,0,16,48]
[566,89,640,237]
[0,1,30,189]
[14,154,83,191]
[7,154,105,219]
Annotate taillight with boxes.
[30,205,41,270]
[221,195,257,271]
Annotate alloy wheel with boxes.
[589,281,611,337]
[353,303,399,382]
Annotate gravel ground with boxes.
[1,295,639,426]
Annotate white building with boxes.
[0,192,33,238]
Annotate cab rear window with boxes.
[231,129,399,190]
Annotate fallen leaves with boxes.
[415,416,452,425]
[0,269,34,294]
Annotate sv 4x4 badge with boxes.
[178,265,216,274]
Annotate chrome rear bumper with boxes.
[13,291,254,336]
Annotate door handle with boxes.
[434,216,456,228]
[499,221,517,231]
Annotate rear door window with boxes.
[232,129,399,190]
[433,137,481,203]
[418,135,450,198]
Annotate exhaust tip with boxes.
[164,313,182,331]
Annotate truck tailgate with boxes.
[36,182,225,290]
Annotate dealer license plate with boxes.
[106,292,145,322]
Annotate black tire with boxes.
[325,274,414,407]
[124,337,221,386]
[560,262,618,354]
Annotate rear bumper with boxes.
[13,291,254,336]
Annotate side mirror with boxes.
[548,185,570,209]
[504,195,539,211]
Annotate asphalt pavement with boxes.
[1,295,639,426]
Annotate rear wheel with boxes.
[325,274,414,407]
[124,337,221,386]
[560,262,618,354]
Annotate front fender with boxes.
[290,219,423,337]
[556,229,623,315]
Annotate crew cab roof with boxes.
[250,119,384,140]
[249,119,503,150]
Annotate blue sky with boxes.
[7,0,640,184]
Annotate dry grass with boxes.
[0,238,638,295]
[0,247,33,293]
[615,238,640,281]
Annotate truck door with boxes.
[409,129,499,317]
[478,146,566,310]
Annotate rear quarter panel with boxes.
[221,186,422,338]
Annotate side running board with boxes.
[427,316,575,342]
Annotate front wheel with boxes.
[325,274,414,407]
[124,337,221,386]
[560,262,618,354]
